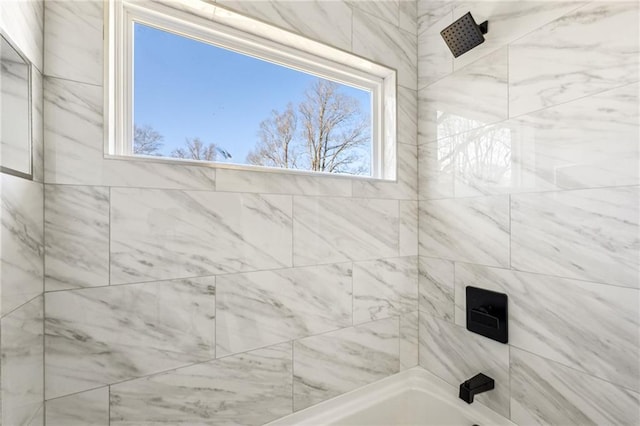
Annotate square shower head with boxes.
[440,12,488,58]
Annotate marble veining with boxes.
[0,0,43,70]
[419,195,510,267]
[418,140,454,199]
[45,185,109,291]
[1,296,44,426]
[353,256,418,323]
[400,311,419,370]
[352,143,417,200]
[456,263,639,392]
[348,0,400,27]
[293,318,399,411]
[399,0,417,35]
[0,173,43,317]
[293,196,399,266]
[511,186,640,288]
[111,189,292,284]
[419,313,509,417]
[31,67,44,183]
[509,1,640,117]
[45,277,215,399]
[419,257,454,321]
[102,159,216,190]
[45,387,109,426]
[398,87,418,146]
[216,263,352,356]
[418,9,452,88]
[399,200,418,256]
[110,343,293,426]
[511,348,640,426]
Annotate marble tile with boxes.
[32,67,44,182]
[353,256,418,323]
[293,196,399,266]
[418,257,454,321]
[44,0,103,85]
[419,313,509,417]
[511,186,640,288]
[353,10,417,90]
[456,263,640,392]
[418,10,452,88]
[399,0,417,35]
[111,343,293,426]
[111,189,292,284]
[216,263,352,356]
[0,173,43,317]
[398,86,418,146]
[0,0,44,70]
[417,140,454,199]
[418,47,508,144]
[348,0,399,26]
[293,318,399,410]
[216,0,352,52]
[352,143,417,200]
[419,195,510,267]
[399,200,418,256]
[509,2,640,117]
[417,0,454,31]
[44,185,109,291]
[44,77,103,185]
[28,405,44,426]
[45,277,215,399]
[451,2,584,70]
[216,168,351,197]
[511,348,640,426]
[45,387,109,426]
[400,311,418,370]
[1,296,44,426]
[102,158,216,190]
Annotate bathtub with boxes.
[267,367,516,426]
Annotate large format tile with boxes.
[352,10,417,90]
[348,0,400,27]
[418,9,452,88]
[352,143,417,200]
[0,0,43,70]
[111,189,292,284]
[216,263,352,356]
[0,173,43,316]
[293,318,399,410]
[418,47,508,144]
[509,2,640,117]
[399,200,418,256]
[1,296,44,426]
[456,263,640,392]
[102,158,216,190]
[45,185,109,291]
[511,186,640,288]
[44,0,103,85]
[419,313,509,417]
[32,67,44,182]
[417,140,454,199]
[353,256,418,324]
[45,277,215,399]
[293,196,399,266]
[45,388,109,426]
[511,348,640,426]
[400,311,419,370]
[398,87,418,146]
[111,343,293,426]
[419,196,510,267]
[419,257,454,321]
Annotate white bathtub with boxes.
[268,367,516,426]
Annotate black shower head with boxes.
[440,12,488,58]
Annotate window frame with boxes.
[105,0,397,180]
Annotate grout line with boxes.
[44,74,102,88]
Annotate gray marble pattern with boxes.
[0,0,43,70]
[352,143,418,200]
[1,173,43,317]
[511,186,639,288]
[31,67,44,183]
[419,313,509,417]
[293,196,399,266]
[511,348,640,425]
[400,311,419,370]
[45,185,109,291]
[353,256,418,323]
[293,318,399,410]
[102,158,216,190]
[419,256,454,321]
[418,7,452,88]
[216,263,352,356]
[111,189,292,284]
[1,296,44,426]
[45,387,109,426]
[419,195,510,267]
[399,200,418,256]
[45,277,215,399]
[348,0,400,27]
[398,87,418,146]
[110,342,293,426]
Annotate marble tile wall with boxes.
[40,0,418,424]
[0,0,45,424]
[417,0,640,424]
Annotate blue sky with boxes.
[133,23,371,164]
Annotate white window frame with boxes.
[105,0,397,179]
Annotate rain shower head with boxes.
[440,12,488,58]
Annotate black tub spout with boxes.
[459,373,495,404]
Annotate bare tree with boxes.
[134,124,163,155]
[171,137,218,161]
[246,79,370,174]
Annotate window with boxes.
[106,0,396,179]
